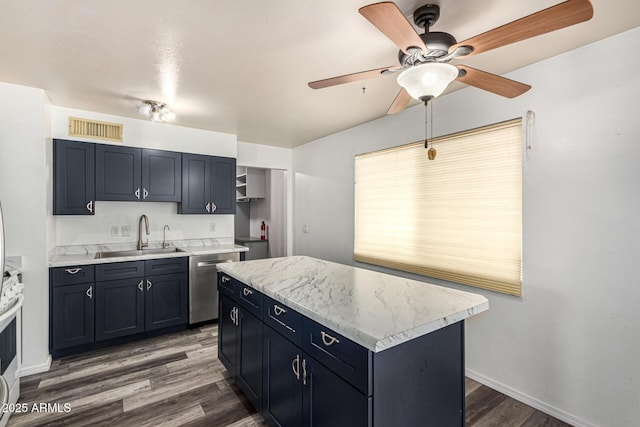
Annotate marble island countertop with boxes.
[218,256,489,353]
[49,238,248,267]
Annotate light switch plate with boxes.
[210,223,216,232]
[122,225,131,237]
[111,226,120,237]
[303,224,309,233]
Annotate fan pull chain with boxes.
[427,100,436,160]
[526,110,535,161]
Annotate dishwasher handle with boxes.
[196,259,234,268]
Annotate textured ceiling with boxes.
[0,1,638,148]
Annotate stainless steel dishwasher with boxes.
[189,252,239,324]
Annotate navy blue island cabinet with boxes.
[180,153,236,215]
[95,144,182,202]
[218,272,466,427]
[53,139,95,215]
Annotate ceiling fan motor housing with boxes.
[398,32,457,66]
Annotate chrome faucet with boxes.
[162,225,170,248]
[138,214,150,250]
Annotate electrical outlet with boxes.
[210,223,216,232]
[122,225,131,237]
[111,226,120,237]
[303,224,309,233]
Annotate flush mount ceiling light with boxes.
[396,62,458,103]
[137,100,175,123]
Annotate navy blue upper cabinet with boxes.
[180,154,235,214]
[141,149,182,202]
[53,139,95,215]
[211,156,236,214]
[96,144,181,202]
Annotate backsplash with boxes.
[53,201,234,246]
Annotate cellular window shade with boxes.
[354,119,522,296]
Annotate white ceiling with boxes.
[0,1,638,148]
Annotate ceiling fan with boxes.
[308,0,594,114]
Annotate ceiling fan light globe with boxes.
[397,63,458,101]
[138,103,152,117]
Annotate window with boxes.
[354,119,522,296]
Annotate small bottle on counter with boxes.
[261,221,266,240]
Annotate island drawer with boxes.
[218,273,238,297]
[50,265,95,286]
[303,318,371,395]
[95,261,145,282]
[263,296,302,347]
[237,283,263,318]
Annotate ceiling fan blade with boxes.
[456,65,531,98]
[450,0,593,57]
[359,2,427,54]
[308,66,398,89]
[387,88,412,115]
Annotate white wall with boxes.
[292,27,640,427]
[0,82,51,373]
[51,106,237,247]
[237,141,293,255]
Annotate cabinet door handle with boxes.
[146,279,152,291]
[138,280,144,292]
[143,188,149,199]
[273,305,286,316]
[320,331,340,346]
[292,355,300,380]
[302,358,307,385]
[86,201,93,213]
[242,288,253,297]
[211,203,217,213]
[221,276,230,283]
[206,203,211,213]
[135,188,141,199]
[86,286,93,299]
[65,268,81,275]
[230,307,239,325]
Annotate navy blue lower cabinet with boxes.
[50,283,95,350]
[144,272,188,331]
[303,356,371,427]
[237,310,263,411]
[95,277,145,341]
[218,294,238,375]
[263,326,304,427]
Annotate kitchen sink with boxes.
[94,247,186,259]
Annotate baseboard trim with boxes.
[19,355,52,377]
[465,368,597,427]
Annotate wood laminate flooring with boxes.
[9,324,571,426]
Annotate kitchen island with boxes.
[217,256,489,427]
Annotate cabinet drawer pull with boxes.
[138,280,144,292]
[143,188,149,200]
[221,276,230,283]
[86,201,93,213]
[65,268,82,275]
[292,355,300,380]
[86,286,93,299]
[146,279,152,291]
[135,188,141,199]
[273,305,286,316]
[243,288,253,297]
[320,331,340,346]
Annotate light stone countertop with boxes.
[217,256,489,353]
[49,238,248,267]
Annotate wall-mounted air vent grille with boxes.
[69,117,123,142]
